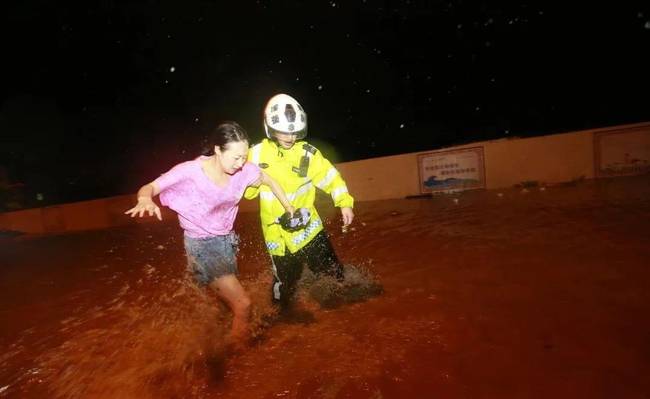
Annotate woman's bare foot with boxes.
[226,328,250,354]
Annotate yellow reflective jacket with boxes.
[244,138,354,256]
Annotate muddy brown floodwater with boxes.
[1,175,650,398]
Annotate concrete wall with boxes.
[338,127,596,202]
[2,122,649,234]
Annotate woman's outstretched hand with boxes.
[125,197,162,221]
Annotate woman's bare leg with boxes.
[209,274,251,344]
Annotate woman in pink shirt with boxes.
[125,121,294,346]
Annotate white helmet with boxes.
[263,93,308,139]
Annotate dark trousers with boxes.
[271,231,344,308]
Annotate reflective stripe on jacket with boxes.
[244,138,354,256]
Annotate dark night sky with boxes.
[1,1,650,208]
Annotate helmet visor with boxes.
[269,125,308,140]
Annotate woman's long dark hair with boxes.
[201,121,249,156]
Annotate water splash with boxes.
[299,264,384,309]
[34,264,280,399]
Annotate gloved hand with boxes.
[275,208,311,232]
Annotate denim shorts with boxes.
[183,232,239,285]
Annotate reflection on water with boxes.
[2,175,650,398]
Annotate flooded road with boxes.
[2,175,650,398]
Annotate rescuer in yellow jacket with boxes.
[244,93,354,309]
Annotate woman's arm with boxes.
[257,171,295,215]
[124,182,163,220]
